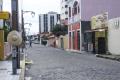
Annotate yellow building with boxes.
[58,35,68,50]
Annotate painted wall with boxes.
[108,17,120,55]
[81,0,120,21]
[0,30,4,60]
[63,35,68,50]
[58,35,68,50]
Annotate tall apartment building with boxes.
[60,0,69,25]
[39,11,60,33]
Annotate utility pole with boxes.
[21,10,26,51]
[11,0,20,74]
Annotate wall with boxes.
[108,17,120,55]
[0,30,4,60]
[57,35,68,50]
[63,35,68,50]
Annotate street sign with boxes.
[91,12,108,30]
[0,12,10,20]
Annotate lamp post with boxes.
[21,10,35,51]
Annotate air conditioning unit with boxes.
[88,43,93,52]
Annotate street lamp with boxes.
[21,10,35,48]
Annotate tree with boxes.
[52,24,68,37]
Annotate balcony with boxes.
[68,14,80,24]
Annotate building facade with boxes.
[68,0,81,51]
[82,0,120,54]
[39,11,60,33]
[108,17,120,55]
[67,0,120,53]
[60,0,69,25]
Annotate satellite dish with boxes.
[7,30,22,46]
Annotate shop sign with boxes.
[91,12,108,30]
[0,12,10,20]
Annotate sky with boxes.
[3,0,60,35]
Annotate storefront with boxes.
[90,12,108,54]
[69,22,80,51]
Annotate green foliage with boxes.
[52,24,68,37]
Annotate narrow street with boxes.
[25,44,120,80]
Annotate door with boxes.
[77,31,80,50]
[61,38,64,49]
[98,37,106,54]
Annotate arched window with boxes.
[73,1,78,15]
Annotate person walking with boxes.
[29,38,32,47]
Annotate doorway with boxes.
[98,37,106,54]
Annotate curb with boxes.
[19,54,25,80]
[95,54,120,62]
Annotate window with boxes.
[65,18,68,20]
[39,16,41,33]
[44,14,48,32]
[69,7,71,17]
[65,11,68,14]
[57,14,60,21]
[72,31,75,49]
[74,7,77,15]
[65,0,67,1]
[65,5,68,8]
[73,1,78,15]
[69,32,71,37]
[50,16,54,31]
[78,6,80,13]
[77,31,80,49]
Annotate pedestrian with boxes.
[29,39,32,47]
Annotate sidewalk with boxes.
[67,49,120,62]
[96,54,120,61]
[0,53,25,80]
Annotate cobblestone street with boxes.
[25,44,120,80]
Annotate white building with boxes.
[39,11,60,33]
[60,0,69,25]
[108,17,120,55]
